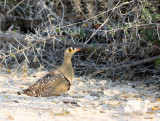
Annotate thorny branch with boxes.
[0,0,160,83]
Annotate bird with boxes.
[17,47,80,97]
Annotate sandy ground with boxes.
[0,67,160,121]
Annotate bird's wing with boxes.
[22,70,71,97]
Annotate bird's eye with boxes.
[68,49,72,52]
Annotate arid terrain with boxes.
[0,67,160,121]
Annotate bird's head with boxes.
[64,47,80,57]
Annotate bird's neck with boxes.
[58,56,73,83]
[63,56,72,65]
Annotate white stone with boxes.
[77,102,85,107]
[123,100,150,116]
[99,80,106,86]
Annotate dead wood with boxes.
[93,55,160,76]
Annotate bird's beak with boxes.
[75,48,81,51]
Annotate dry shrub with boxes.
[0,0,160,84]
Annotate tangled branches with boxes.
[0,0,160,82]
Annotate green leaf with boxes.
[56,29,60,33]
[11,54,16,58]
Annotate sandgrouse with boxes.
[17,47,80,97]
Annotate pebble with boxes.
[99,80,106,86]
[100,110,105,113]
[90,91,100,97]
[123,100,150,116]
[77,102,85,107]
[63,99,78,104]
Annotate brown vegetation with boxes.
[0,0,160,84]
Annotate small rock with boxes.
[89,81,94,85]
[13,100,19,103]
[100,110,105,113]
[77,102,85,107]
[90,91,100,97]
[101,87,105,90]
[57,102,64,105]
[99,80,106,86]
[63,99,78,104]
[123,100,150,116]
